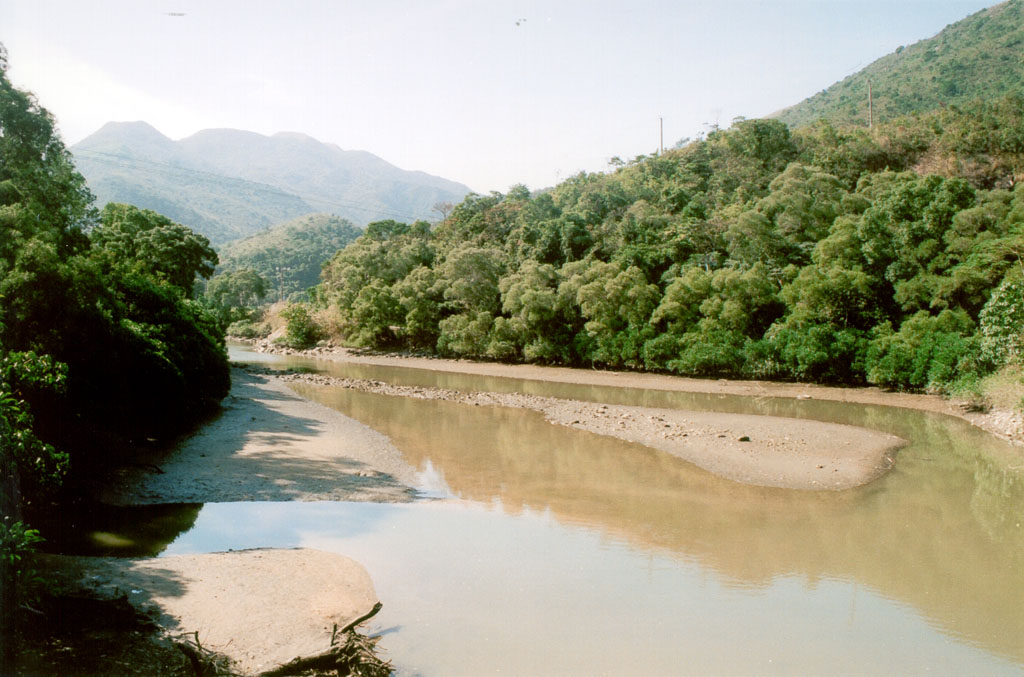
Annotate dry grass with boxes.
[978,363,1024,412]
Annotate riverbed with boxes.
[67,344,1024,675]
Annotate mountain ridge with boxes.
[72,122,471,244]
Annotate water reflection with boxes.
[41,501,202,557]
[163,500,1023,676]
[283,374,1024,668]
[230,346,1024,668]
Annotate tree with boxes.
[440,246,507,315]
[91,203,218,297]
[205,267,268,327]
[0,46,94,269]
[432,201,455,221]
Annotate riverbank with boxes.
[254,341,1024,447]
[16,369,413,676]
[21,342,1020,674]
[31,549,385,676]
[102,368,421,505]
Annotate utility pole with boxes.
[659,116,664,155]
[868,79,873,129]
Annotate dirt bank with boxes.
[21,368,413,675]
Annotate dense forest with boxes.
[293,98,1024,399]
[0,46,229,660]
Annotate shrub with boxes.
[225,319,269,339]
[866,310,982,391]
[279,303,322,349]
[768,323,869,383]
[668,328,746,377]
[979,274,1024,367]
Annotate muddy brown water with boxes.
[69,346,1024,675]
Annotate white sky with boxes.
[0,0,999,194]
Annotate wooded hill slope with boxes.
[774,0,1024,128]
[217,213,362,302]
[299,1,1024,396]
[306,99,1024,394]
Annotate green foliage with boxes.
[91,202,218,297]
[437,311,494,357]
[279,303,322,349]
[307,35,1024,399]
[866,311,982,391]
[204,267,268,328]
[1,351,68,506]
[776,1,1024,129]
[225,319,269,339]
[978,272,1024,366]
[0,46,229,519]
[217,213,361,301]
[768,323,870,384]
[0,521,46,604]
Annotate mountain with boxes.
[217,213,362,301]
[72,122,472,244]
[773,0,1024,129]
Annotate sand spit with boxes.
[260,343,1024,446]
[274,369,905,491]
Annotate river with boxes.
[73,345,1024,674]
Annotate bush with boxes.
[278,303,322,349]
[0,521,45,604]
[668,328,746,377]
[866,310,982,391]
[979,274,1024,367]
[768,323,869,383]
[225,319,269,339]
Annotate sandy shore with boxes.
[104,368,421,505]
[40,549,382,676]
[44,343,1016,674]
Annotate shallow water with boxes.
[75,346,1024,674]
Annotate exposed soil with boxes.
[18,549,387,677]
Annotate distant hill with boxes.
[773,0,1024,128]
[217,213,362,301]
[72,122,472,244]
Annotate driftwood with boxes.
[175,630,237,676]
[258,602,390,677]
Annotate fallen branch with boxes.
[174,630,238,676]
[340,602,382,635]
[258,603,389,677]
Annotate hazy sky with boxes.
[0,0,999,194]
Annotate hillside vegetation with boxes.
[215,213,362,302]
[72,122,471,245]
[302,99,1024,399]
[775,0,1024,128]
